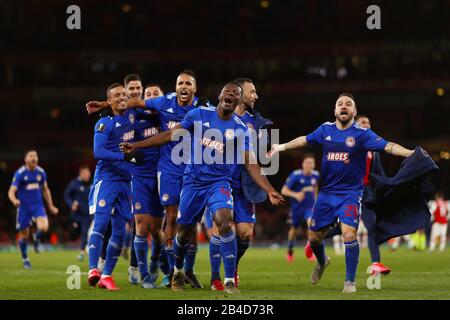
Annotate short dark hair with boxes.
[303,153,315,161]
[355,114,369,121]
[233,78,253,86]
[106,83,124,97]
[223,81,244,96]
[24,149,37,157]
[145,83,162,90]
[179,69,196,80]
[123,74,142,86]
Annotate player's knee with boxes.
[135,223,149,237]
[238,230,253,241]
[308,233,322,245]
[218,222,233,236]
[342,230,357,242]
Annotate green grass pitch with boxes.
[1,245,449,300]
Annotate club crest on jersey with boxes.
[162,194,169,202]
[129,114,135,124]
[224,129,235,140]
[326,152,350,164]
[98,200,106,208]
[345,136,356,147]
[36,175,42,182]
[134,202,142,210]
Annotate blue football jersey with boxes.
[132,109,160,177]
[180,105,251,187]
[284,169,320,211]
[92,109,136,182]
[231,111,256,191]
[306,121,387,196]
[11,165,47,207]
[145,93,199,176]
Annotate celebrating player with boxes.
[87,70,202,287]
[64,165,92,261]
[8,149,59,268]
[87,83,140,290]
[428,192,449,252]
[281,154,319,263]
[120,82,284,294]
[268,93,414,293]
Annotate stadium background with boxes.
[0,0,449,246]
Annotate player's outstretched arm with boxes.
[384,142,414,157]
[267,136,308,157]
[42,182,59,215]
[86,99,146,114]
[244,151,285,206]
[8,186,20,208]
[120,124,184,153]
[281,186,305,202]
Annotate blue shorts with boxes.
[16,205,46,231]
[233,191,256,224]
[157,171,182,206]
[132,176,164,217]
[289,208,313,228]
[89,180,132,220]
[178,183,234,226]
[202,208,214,230]
[310,192,361,232]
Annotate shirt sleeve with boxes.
[144,96,165,111]
[363,129,388,152]
[284,173,297,189]
[11,171,20,188]
[180,109,198,131]
[93,118,124,161]
[306,125,324,145]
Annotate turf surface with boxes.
[0,245,449,300]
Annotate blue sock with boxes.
[166,239,174,273]
[103,240,122,276]
[35,230,44,241]
[158,246,170,275]
[19,239,28,260]
[102,216,126,276]
[88,231,104,269]
[236,237,250,267]
[310,241,326,265]
[209,235,221,281]
[134,235,149,279]
[173,235,189,270]
[130,234,138,268]
[220,231,237,280]
[184,243,198,273]
[288,239,295,251]
[344,240,359,282]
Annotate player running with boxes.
[8,149,59,268]
[120,82,284,294]
[268,93,414,293]
[428,192,449,252]
[87,83,141,291]
[282,154,319,263]
[87,70,202,288]
[64,165,92,261]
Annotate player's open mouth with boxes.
[340,110,348,116]
[180,90,188,98]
